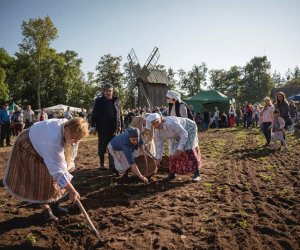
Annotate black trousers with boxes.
[1,122,11,146]
[97,130,115,166]
[262,122,272,144]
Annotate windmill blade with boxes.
[143,47,160,72]
[127,48,142,79]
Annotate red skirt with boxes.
[169,147,202,175]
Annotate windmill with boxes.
[127,47,169,109]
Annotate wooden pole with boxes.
[76,200,101,240]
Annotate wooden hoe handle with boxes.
[76,200,101,240]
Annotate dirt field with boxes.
[0,127,299,249]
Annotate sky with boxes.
[0,0,299,78]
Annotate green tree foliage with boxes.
[122,62,137,108]
[19,16,58,108]
[209,69,228,93]
[209,66,243,103]
[284,67,300,87]
[0,68,9,101]
[226,66,243,102]
[240,56,274,103]
[166,67,177,90]
[9,52,37,104]
[272,70,285,87]
[95,54,123,90]
[0,48,13,101]
[95,54,125,106]
[178,63,208,96]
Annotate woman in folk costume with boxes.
[3,117,89,221]
[166,90,193,120]
[130,113,156,156]
[107,127,149,184]
[228,105,236,128]
[145,113,202,182]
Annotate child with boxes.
[269,109,288,151]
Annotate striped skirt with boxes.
[3,129,66,203]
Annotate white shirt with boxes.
[29,118,72,188]
[214,110,219,119]
[64,111,73,120]
[23,109,35,122]
[155,116,188,159]
[228,109,236,116]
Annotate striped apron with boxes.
[3,129,66,203]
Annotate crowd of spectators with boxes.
[0,104,86,147]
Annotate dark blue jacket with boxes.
[0,109,11,125]
[109,131,144,165]
[91,95,120,133]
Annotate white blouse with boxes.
[29,118,73,189]
[155,116,188,159]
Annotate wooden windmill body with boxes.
[127,47,169,109]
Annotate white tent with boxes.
[36,104,83,113]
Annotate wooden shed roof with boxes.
[145,70,169,85]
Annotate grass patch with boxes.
[258,173,272,182]
[276,188,289,196]
[203,182,213,192]
[26,233,36,245]
[239,210,249,217]
[200,227,206,234]
[239,220,248,229]
[264,164,276,171]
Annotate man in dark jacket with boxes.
[90,83,121,171]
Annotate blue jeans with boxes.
[215,118,219,128]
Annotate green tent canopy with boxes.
[184,90,235,114]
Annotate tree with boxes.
[209,69,228,93]
[179,63,208,96]
[284,66,300,87]
[123,62,137,108]
[240,56,274,103]
[272,70,285,87]
[226,66,243,102]
[95,54,123,90]
[19,16,58,108]
[0,48,14,101]
[0,68,9,101]
[166,67,177,90]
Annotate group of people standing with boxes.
[0,103,82,147]
[196,95,297,132]
[260,92,294,150]
[0,104,39,147]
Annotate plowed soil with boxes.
[0,128,299,249]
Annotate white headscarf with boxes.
[166,90,181,102]
[145,113,161,130]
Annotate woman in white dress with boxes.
[145,113,202,182]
